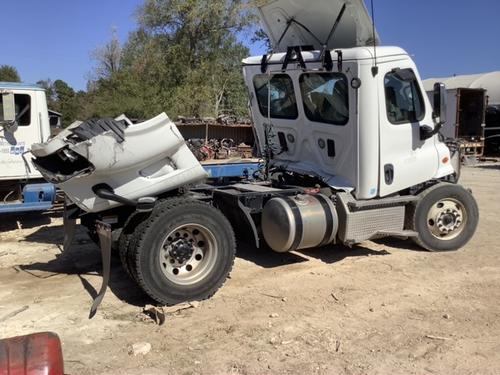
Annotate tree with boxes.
[90,28,122,80]
[82,0,264,120]
[36,78,82,126]
[37,79,57,108]
[83,0,255,120]
[0,65,21,82]
[52,79,78,125]
[138,0,255,117]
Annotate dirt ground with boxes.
[1,163,500,375]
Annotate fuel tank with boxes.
[262,194,338,252]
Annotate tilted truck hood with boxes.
[257,0,379,52]
[31,113,208,213]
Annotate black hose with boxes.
[92,185,137,207]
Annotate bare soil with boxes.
[1,164,500,375]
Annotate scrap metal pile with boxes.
[176,115,255,161]
[176,115,252,126]
[186,138,254,161]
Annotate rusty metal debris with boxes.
[176,115,251,126]
[141,305,166,326]
[187,138,253,161]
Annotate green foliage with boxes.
[53,80,79,125]
[36,0,263,125]
[0,65,21,82]
[85,0,256,120]
[37,78,79,126]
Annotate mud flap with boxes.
[89,221,112,319]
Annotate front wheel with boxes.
[412,183,479,252]
[129,198,236,305]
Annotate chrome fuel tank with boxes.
[262,194,338,253]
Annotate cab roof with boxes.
[0,82,44,91]
[242,46,408,66]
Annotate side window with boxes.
[253,74,298,119]
[0,94,32,126]
[299,73,349,125]
[384,69,425,124]
[15,94,31,126]
[0,94,31,126]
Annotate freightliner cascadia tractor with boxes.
[19,0,477,315]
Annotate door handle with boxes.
[277,132,289,152]
[327,139,336,158]
[384,164,394,185]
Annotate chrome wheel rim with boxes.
[159,224,218,286]
[427,198,467,240]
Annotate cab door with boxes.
[378,66,439,196]
[0,91,42,179]
[297,66,357,188]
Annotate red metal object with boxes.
[0,332,64,375]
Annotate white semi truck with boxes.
[0,83,56,214]
[10,0,478,316]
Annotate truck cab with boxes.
[0,83,55,213]
[243,46,455,199]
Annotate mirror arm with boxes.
[420,121,444,141]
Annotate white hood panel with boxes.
[258,0,379,52]
[31,113,208,213]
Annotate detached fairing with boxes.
[31,113,207,213]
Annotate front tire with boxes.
[412,183,479,252]
[129,198,236,305]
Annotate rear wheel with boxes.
[129,198,236,305]
[118,211,150,282]
[412,183,479,251]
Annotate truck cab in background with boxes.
[0,83,55,214]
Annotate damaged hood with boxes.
[31,113,207,213]
[257,0,379,52]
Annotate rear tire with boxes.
[412,183,479,252]
[129,198,236,305]
[118,211,150,282]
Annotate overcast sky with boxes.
[2,0,499,90]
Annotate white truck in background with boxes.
[0,83,56,214]
[10,0,480,316]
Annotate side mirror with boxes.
[0,92,17,132]
[1,92,16,122]
[433,82,447,125]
